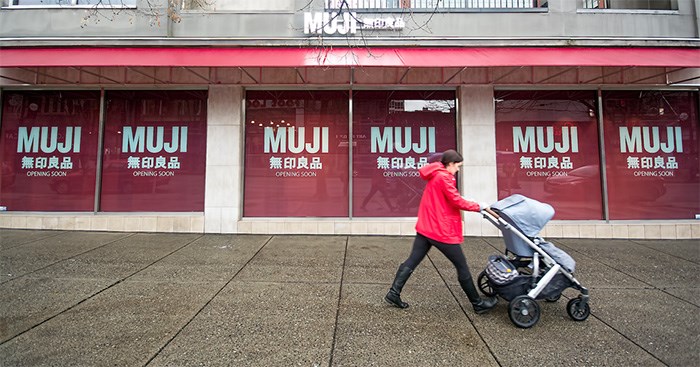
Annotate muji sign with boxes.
[122,126,188,154]
[512,126,579,154]
[304,12,405,35]
[264,126,329,154]
[17,126,81,153]
[619,126,683,153]
[370,126,436,154]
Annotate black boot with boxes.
[384,264,413,309]
[459,276,497,314]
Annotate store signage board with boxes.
[304,11,405,35]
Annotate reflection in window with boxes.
[0,91,101,211]
[602,90,698,220]
[581,0,677,10]
[352,90,456,218]
[494,90,602,220]
[100,90,207,212]
[244,91,349,217]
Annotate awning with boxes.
[1,47,699,68]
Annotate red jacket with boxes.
[415,162,480,244]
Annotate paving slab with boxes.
[555,239,700,290]
[594,288,699,366]
[333,283,498,366]
[662,287,700,306]
[630,239,700,264]
[0,279,221,367]
[0,229,61,251]
[130,235,269,282]
[32,232,202,281]
[0,231,131,283]
[0,232,206,350]
[235,235,346,283]
[540,240,648,290]
[446,284,666,367]
[344,236,444,286]
[0,276,113,343]
[147,281,338,367]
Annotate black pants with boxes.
[402,233,473,281]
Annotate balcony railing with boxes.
[325,0,547,10]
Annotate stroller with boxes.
[478,194,590,328]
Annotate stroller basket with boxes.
[493,273,573,302]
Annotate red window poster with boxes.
[495,91,603,220]
[0,91,100,211]
[602,91,699,220]
[244,91,349,217]
[100,91,207,212]
[352,91,457,217]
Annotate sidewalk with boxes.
[0,230,698,366]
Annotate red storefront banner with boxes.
[244,91,349,217]
[100,91,207,212]
[352,90,456,217]
[602,91,699,220]
[495,91,603,220]
[0,91,100,211]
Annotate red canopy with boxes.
[1,47,699,68]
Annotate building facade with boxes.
[0,0,699,239]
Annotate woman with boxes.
[384,149,497,314]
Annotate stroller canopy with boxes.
[491,194,554,237]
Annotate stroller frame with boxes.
[481,206,590,328]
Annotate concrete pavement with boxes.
[0,230,698,366]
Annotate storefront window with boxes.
[495,91,603,220]
[602,90,699,220]
[100,91,207,212]
[352,90,456,217]
[244,91,349,217]
[0,91,101,211]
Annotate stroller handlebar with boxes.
[484,207,500,219]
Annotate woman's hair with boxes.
[441,149,463,167]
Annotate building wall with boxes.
[1,0,698,45]
[0,1,698,238]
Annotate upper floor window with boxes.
[325,0,547,11]
[581,0,678,10]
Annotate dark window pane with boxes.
[100,90,207,212]
[352,90,456,217]
[602,90,699,219]
[0,91,101,211]
[244,91,349,217]
[495,90,603,220]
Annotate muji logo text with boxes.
[17,126,81,153]
[513,126,579,153]
[619,126,682,153]
[122,126,188,153]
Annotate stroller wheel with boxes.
[508,295,540,329]
[477,270,496,297]
[566,297,590,321]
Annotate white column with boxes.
[204,85,243,233]
[458,85,499,236]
